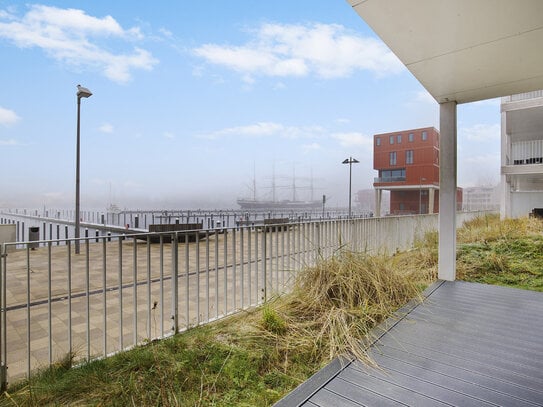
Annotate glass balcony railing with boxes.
[374,176,406,183]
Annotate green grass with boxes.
[456,214,543,291]
[2,214,541,406]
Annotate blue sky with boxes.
[0,1,501,210]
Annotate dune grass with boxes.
[1,214,541,405]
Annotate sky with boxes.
[0,1,501,210]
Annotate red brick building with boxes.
[373,126,462,216]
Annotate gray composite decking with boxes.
[275,280,543,406]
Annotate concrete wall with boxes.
[511,191,543,218]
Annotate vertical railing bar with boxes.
[297,221,301,270]
[275,227,279,292]
[214,230,219,319]
[232,229,236,311]
[26,246,30,377]
[171,233,179,334]
[185,233,189,329]
[67,241,72,363]
[195,232,200,325]
[102,237,107,356]
[268,227,273,295]
[118,237,124,350]
[147,237,151,340]
[254,227,258,306]
[281,226,285,289]
[85,239,90,361]
[240,227,244,309]
[248,227,252,306]
[47,242,52,366]
[223,230,228,315]
[286,225,291,283]
[132,237,138,346]
[261,228,267,303]
[205,230,210,323]
[1,244,7,390]
[159,235,164,338]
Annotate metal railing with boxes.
[506,90,543,102]
[512,140,543,165]
[0,212,487,388]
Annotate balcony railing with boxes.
[374,176,406,183]
[503,90,543,103]
[511,140,543,165]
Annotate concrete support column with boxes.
[374,189,382,217]
[428,188,435,214]
[439,101,457,281]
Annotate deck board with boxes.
[274,281,543,406]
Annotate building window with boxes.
[389,151,397,166]
[408,133,414,142]
[406,150,414,164]
[389,135,394,145]
[376,137,381,146]
[397,134,402,144]
[422,130,428,141]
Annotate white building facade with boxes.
[463,186,500,212]
[501,90,543,218]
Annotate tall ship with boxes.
[237,166,322,210]
[236,198,322,210]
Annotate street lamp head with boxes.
[342,157,359,164]
[77,84,92,99]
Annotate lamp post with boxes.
[342,157,359,219]
[75,85,92,254]
[419,177,427,214]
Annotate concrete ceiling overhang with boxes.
[348,0,543,104]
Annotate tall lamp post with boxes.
[342,157,359,218]
[75,85,92,254]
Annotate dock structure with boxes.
[276,280,543,406]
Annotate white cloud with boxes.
[302,142,321,153]
[461,123,500,142]
[331,132,373,149]
[0,5,158,83]
[0,138,18,145]
[163,131,174,139]
[99,123,114,133]
[0,106,20,126]
[197,122,325,140]
[193,22,403,81]
[413,90,436,105]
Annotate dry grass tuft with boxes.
[255,248,432,367]
[457,213,543,243]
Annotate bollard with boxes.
[95,230,99,243]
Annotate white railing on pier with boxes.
[0,212,488,388]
